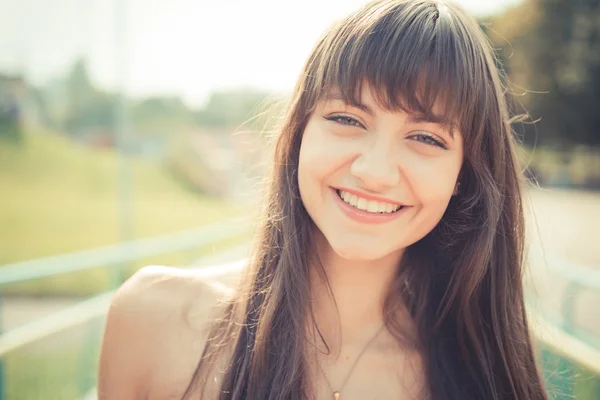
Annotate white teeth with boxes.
[357,198,367,210]
[337,190,403,214]
[366,200,379,212]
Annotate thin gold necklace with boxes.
[315,323,386,400]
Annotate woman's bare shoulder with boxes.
[98,265,235,400]
[110,264,232,312]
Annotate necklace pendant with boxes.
[334,392,340,400]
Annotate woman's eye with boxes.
[411,133,447,149]
[325,115,363,128]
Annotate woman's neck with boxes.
[308,231,405,355]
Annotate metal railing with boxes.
[0,217,599,399]
[0,217,253,400]
[527,249,600,349]
[0,217,252,287]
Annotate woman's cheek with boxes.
[403,156,460,202]
[305,130,360,171]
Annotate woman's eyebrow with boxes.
[323,92,456,139]
[322,92,375,117]
[406,114,456,139]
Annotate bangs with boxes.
[305,0,489,137]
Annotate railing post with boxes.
[79,317,103,396]
[562,282,581,335]
[0,289,5,400]
[115,0,132,291]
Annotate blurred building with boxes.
[0,74,28,130]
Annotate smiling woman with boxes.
[98,1,549,399]
[299,85,464,261]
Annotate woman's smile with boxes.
[298,84,463,261]
[331,187,410,225]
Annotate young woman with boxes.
[98,0,549,399]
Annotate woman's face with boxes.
[298,84,464,262]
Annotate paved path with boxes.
[525,188,600,267]
[523,188,600,343]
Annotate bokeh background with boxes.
[0,0,599,399]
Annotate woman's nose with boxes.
[350,141,401,192]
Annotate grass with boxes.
[3,318,103,400]
[0,128,250,295]
[0,128,251,398]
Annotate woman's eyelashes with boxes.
[325,114,448,150]
[324,114,364,128]
[409,133,448,150]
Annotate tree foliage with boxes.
[487,0,600,147]
[58,58,274,138]
[193,89,273,128]
[62,58,116,135]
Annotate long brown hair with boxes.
[183,1,548,398]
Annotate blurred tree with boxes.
[29,87,52,128]
[0,104,22,144]
[56,60,279,147]
[0,74,26,144]
[62,58,117,137]
[193,89,272,128]
[131,96,192,137]
[486,0,600,147]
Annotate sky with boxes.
[0,0,523,107]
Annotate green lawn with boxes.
[0,128,249,295]
[3,318,103,400]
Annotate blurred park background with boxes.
[0,0,599,399]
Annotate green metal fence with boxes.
[0,219,599,399]
[0,217,252,400]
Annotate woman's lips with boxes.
[331,187,408,224]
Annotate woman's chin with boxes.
[330,242,398,263]
[313,227,406,263]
